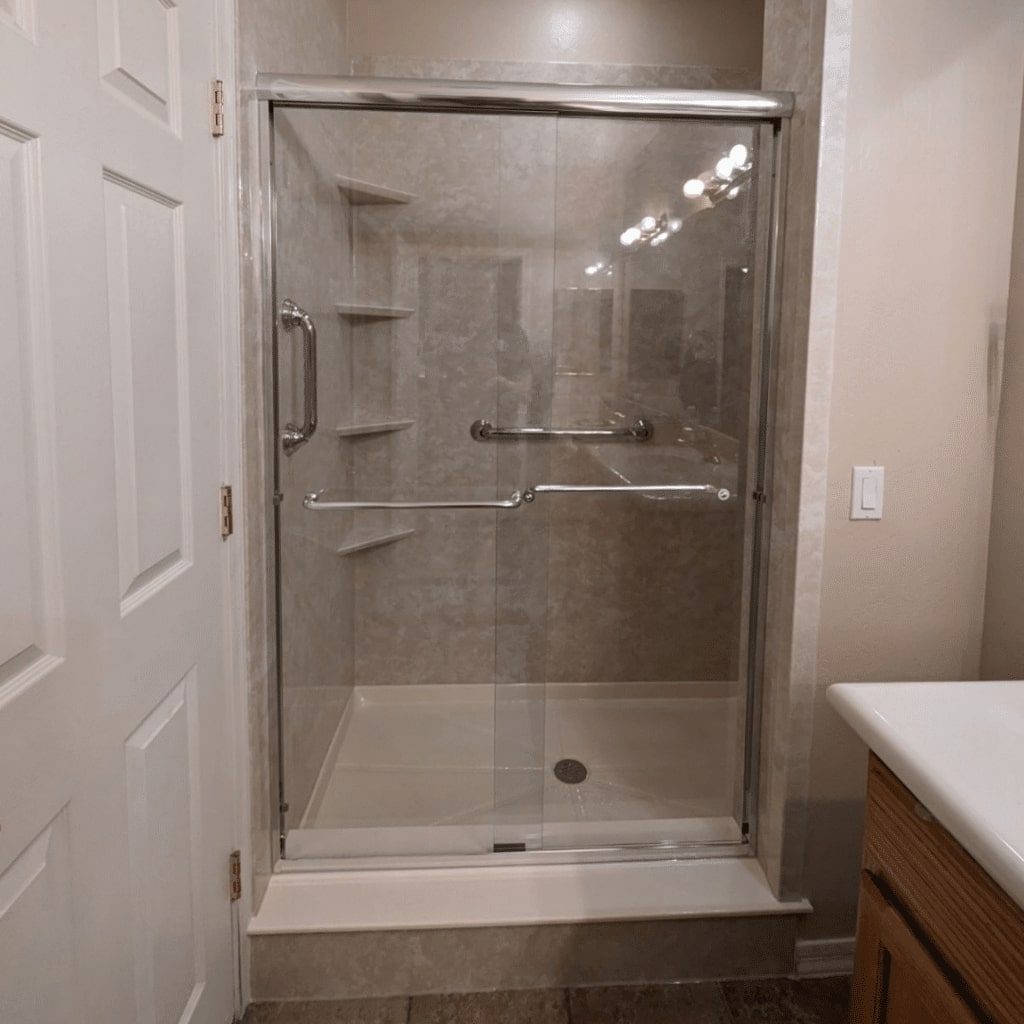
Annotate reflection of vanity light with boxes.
[619,226,642,246]
[729,143,749,168]
[727,187,740,200]
[715,157,735,180]
[584,262,605,276]
[682,178,705,199]
[639,216,658,232]
[667,217,683,233]
[650,231,670,247]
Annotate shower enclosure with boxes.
[259,77,788,864]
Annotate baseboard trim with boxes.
[794,936,855,978]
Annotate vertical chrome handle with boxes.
[280,299,318,455]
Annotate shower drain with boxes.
[553,758,588,785]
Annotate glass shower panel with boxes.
[505,116,770,851]
[273,106,551,859]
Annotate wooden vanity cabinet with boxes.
[850,755,1024,1024]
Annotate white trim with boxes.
[794,936,856,978]
[249,857,810,935]
[212,0,247,1014]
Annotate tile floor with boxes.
[243,977,851,1023]
[298,683,741,854]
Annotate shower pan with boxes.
[259,76,790,867]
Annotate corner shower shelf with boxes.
[335,175,416,206]
[334,420,415,438]
[335,528,415,557]
[336,303,415,321]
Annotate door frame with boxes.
[211,0,249,1013]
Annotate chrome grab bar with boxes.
[281,299,318,455]
[303,482,731,511]
[470,417,653,443]
[304,491,526,511]
[523,483,732,502]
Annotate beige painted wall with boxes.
[345,0,763,71]
[799,0,1024,940]
[982,98,1024,680]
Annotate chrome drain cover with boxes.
[553,758,588,785]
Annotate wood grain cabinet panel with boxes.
[851,755,1024,1024]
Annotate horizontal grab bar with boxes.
[303,483,732,512]
[304,491,525,511]
[470,417,653,443]
[524,483,731,502]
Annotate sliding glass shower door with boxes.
[268,92,777,862]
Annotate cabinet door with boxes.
[851,874,981,1024]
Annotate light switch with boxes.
[851,466,884,521]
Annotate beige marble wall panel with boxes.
[273,108,359,829]
[351,56,759,89]
[237,0,350,905]
[754,0,830,906]
[250,915,798,1000]
[345,0,764,74]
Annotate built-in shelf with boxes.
[336,303,415,321]
[335,528,416,557]
[335,175,416,206]
[334,420,415,438]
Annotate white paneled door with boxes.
[0,2,236,1023]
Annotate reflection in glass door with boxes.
[268,96,778,863]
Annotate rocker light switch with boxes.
[851,466,884,521]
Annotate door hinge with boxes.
[229,850,242,902]
[220,485,234,538]
[211,79,225,137]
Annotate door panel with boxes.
[0,2,234,1022]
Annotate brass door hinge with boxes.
[220,485,234,539]
[211,79,225,137]
[230,850,242,902]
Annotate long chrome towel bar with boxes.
[303,482,731,512]
[470,417,653,442]
[524,483,732,502]
[304,491,526,511]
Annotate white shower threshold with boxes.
[249,856,811,934]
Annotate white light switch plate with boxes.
[851,466,884,520]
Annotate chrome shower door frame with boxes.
[257,76,793,868]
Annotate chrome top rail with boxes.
[524,483,732,502]
[470,417,653,443]
[304,491,525,511]
[254,75,794,121]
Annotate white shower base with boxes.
[289,681,743,860]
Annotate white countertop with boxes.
[828,681,1024,912]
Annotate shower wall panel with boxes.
[328,60,759,690]
[275,110,357,818]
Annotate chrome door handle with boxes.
[281,299,318,454]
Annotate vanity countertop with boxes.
[827,680,1024,912]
